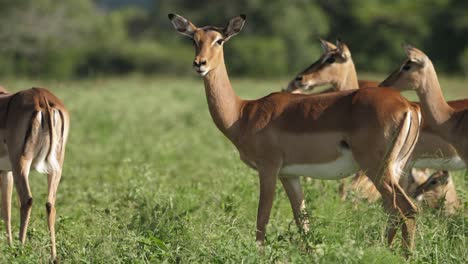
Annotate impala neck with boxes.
[333,62,359,91]
[416,64,453,130]
[203,56,242,138]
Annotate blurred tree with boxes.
[0,0,467,78]
[0,0,99,77]
[319,0,431,72]
[155,0,329,75]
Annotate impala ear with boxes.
[336,39,350,60]
[168,13,197,38]
[319,38,336,53]
[403,43,426,66]
[410,168,428,185]
[223,14,246,41]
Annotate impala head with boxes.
[408,170,451,208]
[285,39,352,92]
[168,13,246,77]
[380,44,432,91]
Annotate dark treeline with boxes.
[0,0,466,78]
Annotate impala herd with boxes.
[168,13,465,258]
[0,13,464,262]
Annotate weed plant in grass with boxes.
[0,76,465,263]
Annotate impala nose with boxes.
[193,59,207,67]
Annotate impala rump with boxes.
[27,109,63,174]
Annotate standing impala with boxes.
[0,86,69,262]
[285,39,377,93]
[285,39,462,209]
[381,45,468,173]
[168,14,424,254]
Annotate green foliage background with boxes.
[0,0,467,78]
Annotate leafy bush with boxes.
[76,40,193,77]
[460,47,468,77]
[225,36,288,77]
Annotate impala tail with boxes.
[384,105,422,196]
[24,90,66,174]
[395,105,422,177]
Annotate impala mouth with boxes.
[194,68,209,76]
[416,194,424,201]
[283,81,311,93]
[197,70,208,76]
[295,80,311,89]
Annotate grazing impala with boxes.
[406,170,460,215]
[0,86,69,262]
[284,39,462,209]
[381,45,468,174]
[169,14,423,254]
[347,168,460,215]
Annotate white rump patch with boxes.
[32,110,61,174]
[280,148,359,180]
[391,111,413,181]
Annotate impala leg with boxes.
[1,171,13,245]
[46,170,62,262]
[280,176,309,233]
[384,182,417,257]
[12,158,33,245]
[385,214,400,246]
[256,166,279,245]
[368,166,417,256]
[392,179,417,257]
[338,179,347,201]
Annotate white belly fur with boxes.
[280,148,359,180]
[413,157,466,170]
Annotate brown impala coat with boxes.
[0,86,69,262]
[169,14,422,255]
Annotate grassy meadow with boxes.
[0,75,466,263]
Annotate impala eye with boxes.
[402,64,411,71]
[216,39,224,45]
[325,57,335,64]
[430,180,437,185]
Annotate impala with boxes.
[407,170,460,215]
[0,86,69,262]
[381,45,468,184]
[284,39,462,209]
[169,14,423,254]
[346,168,460,214]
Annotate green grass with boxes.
[0,75,466,263]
